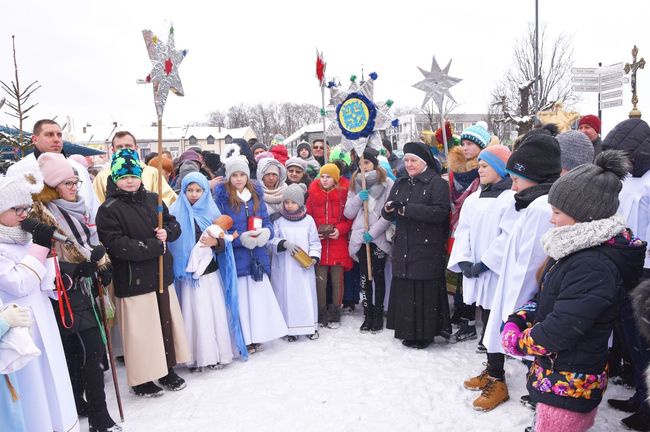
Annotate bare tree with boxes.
[226,104,250,128]
[207,109,226,127]
[490,24,575,136]
[421,99,458,131]
[1,35,41,157]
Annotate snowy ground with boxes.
[84,308,633,432]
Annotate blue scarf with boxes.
[168,172,248,360]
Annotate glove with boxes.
[255,227,271,247]
[457,261,473,278]
[74,261,98,278]
[282,240,301,255]
[239,231,257,250]
[362,231,373,244]
[29,223,56,248]
[98,267,113,286]
[358,189,369,202]
[309,257,319,268]
[0,305,32,328]
[501,322,525,357]
[469,262,489,278]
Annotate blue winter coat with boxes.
[214,182,274,277]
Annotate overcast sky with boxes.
[1,0,648,138]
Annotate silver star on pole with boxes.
[323,73,395,155]
[412,56,461,110]
[138,25,188,118]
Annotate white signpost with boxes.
[571,62,629,111]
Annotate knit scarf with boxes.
[0,225,30,245]
[262,181,287,206]
[541,215,627,260]
[168,172,248,360]
[353,170,387,214]
[279,205,307,221]
[514,177,558,211]
[452,169,479,195]
[48,197,98,260]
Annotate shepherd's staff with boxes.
[138,25,188,294]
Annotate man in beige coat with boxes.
[92,131,177,206]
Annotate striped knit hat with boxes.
[478,145,512,178]
[460,121,491,149]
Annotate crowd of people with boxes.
[1,114,650,432]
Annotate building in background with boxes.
[386,113,488,151]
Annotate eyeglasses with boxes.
[11,206,32,216]
[312,146,324,150]
[62,180,83,189]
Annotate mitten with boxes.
[501,322,525,357]
[75,261,98,278]
[29,223,56,248]
[457,261,474,278]
[470,262,489,278]
[0,305,32,328]
[239,231,257,250]
[281,240,301,255]
[358,189,369,202]
[255,228,271,247]
[362,232,373,244]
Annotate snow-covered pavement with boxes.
[89,309,633,432]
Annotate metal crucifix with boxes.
[625,45,646,118]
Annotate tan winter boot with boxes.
[463,366,490,391]
[472,377,509,412]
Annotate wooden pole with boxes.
[96,280,124,422]
[321,84,329,164]
[157,118,164,294]
[358,151,373,281]
[440,102,449,160]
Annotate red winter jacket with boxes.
[270,145,289,165]
[306,180,353,270]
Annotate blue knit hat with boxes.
[460,121,491,149]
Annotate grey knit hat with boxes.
[557,131,595,171]
[548,150,630,222]
[0,175,34,214]
[285,157,307,171]
[224,155,250,180]
[282,183,307,207]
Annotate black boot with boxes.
[89,410,121,432]
[609,397,639,413]
[360,306,372,333]
[622,410,650,431]
[158,368,187,391]
[132,381,164,398]
[327,305,341,329]
[371,305,384,333]
[452,318,477,343]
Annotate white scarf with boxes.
[541,215,627,260]
[0,225,30,245]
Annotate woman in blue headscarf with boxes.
[169,172,247,370]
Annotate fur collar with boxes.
[447,146,479,174]
[541,215,627,260]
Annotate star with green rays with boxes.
[324,73,395,156]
